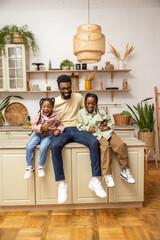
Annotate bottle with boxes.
[100,80,103,90]
[49,60,52,70]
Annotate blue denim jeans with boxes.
[50,127,101,181]
[26,133,52,166]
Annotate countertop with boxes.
[0,125,135,132]
[0,137,145,149]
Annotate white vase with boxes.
[119,59,125,69]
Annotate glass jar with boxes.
[122,79,128,90]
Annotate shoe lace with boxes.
[126,169,133,179]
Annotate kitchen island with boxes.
[0,136,144,212]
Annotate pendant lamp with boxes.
[73,0,105,63]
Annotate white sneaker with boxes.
[58,182,68,204]
[120,169,135,184]
[24,166,34,179]
[104,174,115,188]
[89,177,107,198]
[38,166,45,177]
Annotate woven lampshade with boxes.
[73,24,105,63]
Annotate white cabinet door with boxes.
[72,148,108,204]
[0,149,35,206]
[35,148,72,205]
[0,48,6,91]
[5,44,27,91]
[0,132,8,143]
[109,146,144,202]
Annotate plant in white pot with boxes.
[126,98,155,147]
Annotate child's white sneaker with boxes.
[24,166,34,179]
[89,177,107,198]
[38,166,45,177]
[120,168,135,184]
[58,181,68,204]
[104,174,115,188]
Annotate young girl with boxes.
[24,98,64,179]
[77,93,135,188]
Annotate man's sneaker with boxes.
[38,166,45,177]
[89,177,107,198]
[120,168,135,184]
[24,166,34,179]
[58,182,68,204]
[104,174,115,188]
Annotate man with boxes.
[51,75,107,204]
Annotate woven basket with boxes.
[113,114,131,126]
[138,130,155,147]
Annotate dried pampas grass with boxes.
[84,72,95,81]
[108,42,135,60]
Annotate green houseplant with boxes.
[0,24,39,55]
[60,59,74,70]
[126,97,155,147]
[0,95,23,125]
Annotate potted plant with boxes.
[126,98,155,147]
[0,95,23,126]
[0,24,39,55]
[60,59,74,70]
[113,110,131,126]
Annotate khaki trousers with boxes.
[99,133,129,175]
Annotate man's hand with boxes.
[54,129,60,136]
[41,123,48,131]
[89,126,95,133]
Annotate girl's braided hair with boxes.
[84,92,99,113]
[37,97,55,125]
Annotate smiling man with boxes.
[50,75,107,204]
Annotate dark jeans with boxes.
[50,127,101,181]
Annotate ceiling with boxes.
[0,0,160,10]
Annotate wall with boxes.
[0,4,160,154]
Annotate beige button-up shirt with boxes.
[77,108,114,140]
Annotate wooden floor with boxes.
[0,161,160,240]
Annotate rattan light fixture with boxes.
[73,0,105,63]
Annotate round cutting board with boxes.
[4,102,28,126]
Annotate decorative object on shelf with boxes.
[0,24,39,55]
[4,102,28,126]
[84,71,95,90]
[82,63,87,70]
[73,0,105,63]
[93,66,98,70]
[48,59,52,70]
[32,84,39,91]
[32,63,44,71]
[0,95,23,126]
[113,111,131,126]
[105,61,114,70]
[70,73,79,90]
[46,86,51,91]
[60,59,74,70]
[108,43,135,69]
[100,80,103,90]
[122,79,128,90]
[126,98,155,147]
[76,63,81,70]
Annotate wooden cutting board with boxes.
[4,102,28,126]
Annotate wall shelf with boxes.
[26,69,131,84]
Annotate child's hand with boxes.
[41,123,48,131]
[89,126,95,133]
[54,129,60,136]
[40,132,49,138]
[100,125,110,131]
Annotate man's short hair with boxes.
[57,75,71,88]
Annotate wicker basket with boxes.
[113,114,131,126]
[138,130,155,147]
